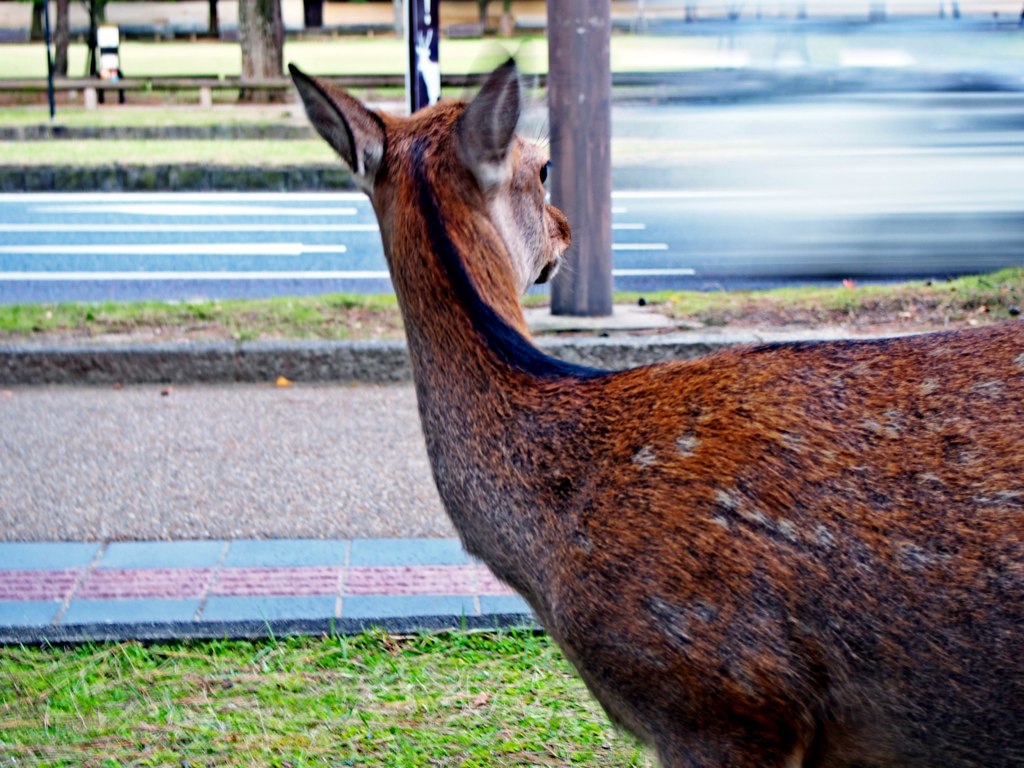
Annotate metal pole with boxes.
[406,0,440,114]
[42,0,55,120]
[547,0,613,316]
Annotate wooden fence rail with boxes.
[0,73,516,107]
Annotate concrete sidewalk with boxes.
[0,538,534,644]
[0,320,901,644]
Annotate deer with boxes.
[290,60,1024,767]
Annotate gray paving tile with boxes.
[0,600,60,626]
[349,538,468,567]
[0,542,100,571]
[223,539,347,568]
[342,595,476,619]
[480,595,533,615]
[99,541,224,569]
[62,599,200,625]
[202,596,337,622]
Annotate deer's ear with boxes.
[457,58,521,192]
[290,64,385,192]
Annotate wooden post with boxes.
[547,0,613,317]
[42,0,55,120]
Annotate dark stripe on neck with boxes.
[410,138,605,381]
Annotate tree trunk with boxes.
[302,0,322,28]
[54,0,69,76]
[238,0,284,103]
[393,0,403,35]
[86,0,99,76]
[30,0,43,41]
[208,0,220,38]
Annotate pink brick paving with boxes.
[472,564,519,596]
[344,565,479,596]
[211,567,342,597]
[77,568,214,600]
[0,569,82,601]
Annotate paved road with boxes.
[2,93,1021,303]
[0,190,684,302]
[0,382,455,542]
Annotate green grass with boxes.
[0,104,297,127]
[0,34,761,80]
[0,138,338,165]
[0,38,539,80]
[0,137,665,166]
[0,293,405,342]
[2,270,1020,344]
[3,30,1021,80]
[0,630,651,767]
[653,267,1024,329]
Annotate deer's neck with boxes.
[375,150,599,603]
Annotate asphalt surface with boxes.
[4,92,1024,302]
[0,381,453,543]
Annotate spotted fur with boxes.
[292,61,1024,768]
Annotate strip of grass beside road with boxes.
[1,270,1021,345]
[0,138,338,166]
[0,630,651,767]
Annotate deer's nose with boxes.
[547,204,571,252]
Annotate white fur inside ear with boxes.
[473,159,510,192]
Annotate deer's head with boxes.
[290,60,570,295]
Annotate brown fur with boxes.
[291,62,1024,767]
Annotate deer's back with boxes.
[543,322,1024,766]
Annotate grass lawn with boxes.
[2,29,1020,80]
[656,267,1024,330]
[0,103,306,127]
[1,269,1020,344]
[0,137,337,165]
[0,34,749,80]
[0,630,651,767]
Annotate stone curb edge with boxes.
[0,336,742,385]
[0,613,538,646]
[0,164,355,193]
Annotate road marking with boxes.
[0,243,347,256]
[31,204,359,217]
[612,243,670,251]
[612,268,697,276]
[1,224,379,233]
[0,271,391,281]
[612,190,775,200]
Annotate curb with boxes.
[0,330,897,386]
[0,335,746,385]
[0,614,537,646]
[0,164,355,193]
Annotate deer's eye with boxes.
[540,161,551,185]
